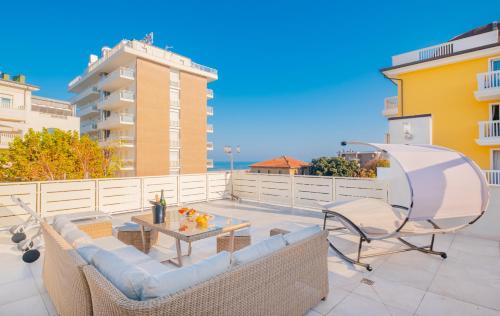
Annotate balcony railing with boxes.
[81,121,98,133]
[170,140,180,148]
[207,124,213,133]
[70,85,99,104]
[171,81,180,89]
[477,120,500,145]
[382,96,398,116]
[0,132,21,148]
[171,99,180,108]
[100,135,135,147]
[119,67,134,78]
[207,106,214,116]
[391,30,498,66]
[477,71,500,90]
[484,170,500,185]
[120,159,135,171]
[76,103,98,117]
[170,161,180,168]
[207,159,214,168]
[207,89,214,99]
[170,120,180,128]
[0,102,24,110]
[207,141,214,151]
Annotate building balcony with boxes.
[0,132,22,149]
[391,30,498,66]
[476,120,500,145]
[98,67,135,91]
[206,159,214,168]
[170,160,180,169]
[474,70,500,101]
[76,103,98,118]
[171,81,180,89]
[81,121,98,134]
[207,89,214,99]
[170,120,180,129]
[171,99,180,109]
[70,85,99,105]
[99,135,135,148]
[382,96,398,117]
[170,140,180,148]
[97,113,135,130]
[98,90,135,111]
[207,141,214,151]
[207,124,214,133]
[0,104,26,122]
[207,106,214,116]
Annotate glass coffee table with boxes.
[132,211,250,267]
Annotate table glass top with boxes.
[132,209,249,238]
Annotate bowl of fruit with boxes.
[195,213,212,228]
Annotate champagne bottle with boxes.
[160,189,166,207]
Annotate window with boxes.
[491,104,499,121]
[170,69,180,82]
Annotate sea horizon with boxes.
[211,161,256,171]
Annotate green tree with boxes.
[310,157,361,177]
[0,128,120,181]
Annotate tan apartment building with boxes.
[0,73,79,149]
[68,38,217,176]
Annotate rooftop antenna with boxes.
[141,32,154,45]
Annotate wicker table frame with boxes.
[132,213,250,267]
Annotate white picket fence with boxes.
[0,172,388,228]
[232,173,388,209]
[0,172,230,228]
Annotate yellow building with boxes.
[381,22,500,174]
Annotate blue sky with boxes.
[0,1,498,161]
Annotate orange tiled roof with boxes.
[250,156,311,169]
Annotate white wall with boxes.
[26,111,80,133]
[388,116,432,144]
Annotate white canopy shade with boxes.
[369,143,489,221]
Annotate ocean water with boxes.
[211,161,256,171]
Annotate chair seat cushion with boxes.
[232,234,286,266]
[136,260,171,275]
[111,246,152,265]
[93,236,129,251]
[141,251,231,300]
[92,249,149,300]
[283,225,321,245]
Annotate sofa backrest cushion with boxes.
[232,234,286,266]
[76,244,101,263]
[53,215,70,233]
[64,229,92,248]
[60,222,78,238]
[92,249,149,300]
[141,251,231,300]
[283,225,322,245]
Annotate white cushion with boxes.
[92,249,149,300]
[60,222,78,238]
[141,251,231,300]
[136,260,171,275]
[93,236,129,251]
[53,215,70,233]
[64,229,92,248]
[283,225,321,245]
[76,244,101,263]
[111,246,151,265]
[231,234,286,266]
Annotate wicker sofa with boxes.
[41,221,329,316]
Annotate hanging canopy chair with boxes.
[322,142,490,271]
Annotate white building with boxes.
[0,73,79,149]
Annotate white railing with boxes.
[171,81,180,89]
[392,30,498,66]
[0,172,231,227]
[207,89,214,98]
[76,103,98,116]
[70,85,99,103]
[170,120,180,128]
[120,67,134,78]
[207,142,214,150]
[207,106,214,116]
[383,96,398,116]
[192,62,218,75]
[119,113,134,123]
[170,161,180,168]
[207,124,214,133]
[0,133,19,147]
[120,90,135,101]
[81,120,98,133]
[170,140,180,148]
[478,120,500,139]
[171,99,180,108]
[0,102,24,110]
[100,135,135,147]
[207,159,214,168]
[120,159,135,171]
[484,170,500,185]
[477,70,500,91]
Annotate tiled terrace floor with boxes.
[1,195,499,316]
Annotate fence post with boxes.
[290,174,295,208]
[177,175,181,205]
[332,177,336,202]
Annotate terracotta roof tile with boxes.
[250,156,311,169]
